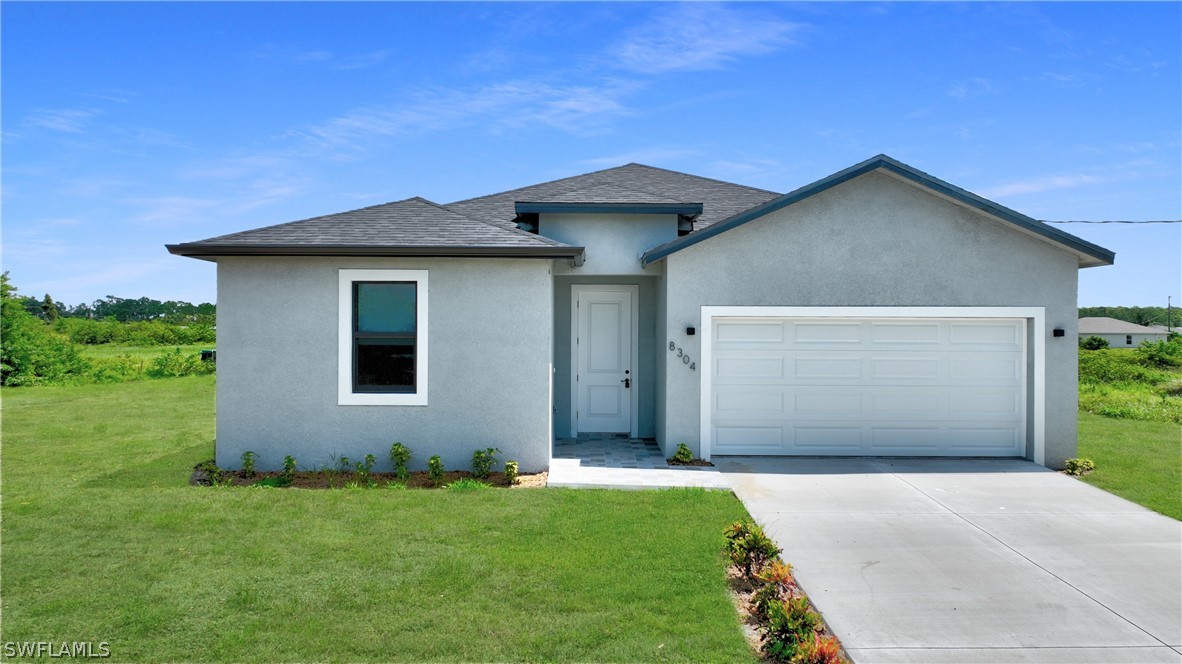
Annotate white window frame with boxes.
[338,269,428,406]
[699,306,1046,465]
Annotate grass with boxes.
[1076,412,1181,520]
[76,342,212,360]
[0,376,754,662]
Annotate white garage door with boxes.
[709,317,1027,456]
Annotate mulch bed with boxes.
[667,457,714,467]
[191,464,547,489]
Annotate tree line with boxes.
[14,292,215,324]
[1079,306,1177,328]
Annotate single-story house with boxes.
[168,155,1115,472]
[1079,317,1169,347]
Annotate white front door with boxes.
[572,285,638,436]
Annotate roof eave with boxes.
[166,243,585,259]
[641,155,1116,268]
[515,202,703,216]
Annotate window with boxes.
[1126,335,1133,345]
[338,269,428,405]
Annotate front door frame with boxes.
[570,284,640,438]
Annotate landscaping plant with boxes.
[1064,457,1096,477]
[724,520,782,579]
[751,560,796,619]
[471,447,501,479]
[241,450,257,477]
[504,460,519,486]
[427,455,445,485]
[761,597,822,662]
[672,443,694,464]
[791,634,845,664]
[281,455,297,485]
[445,478,492,491]
[389,442,412,480]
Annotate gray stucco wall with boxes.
[543,213,677,276]
[216,256,554,472]
[552,275,659,439]
[660,171,1083,468]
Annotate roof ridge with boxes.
[619,162,781,196]
[446,163,646,207]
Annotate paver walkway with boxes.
[548,437,729,489]
[718,457,1182,663]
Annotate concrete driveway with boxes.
[718,457,1182,663]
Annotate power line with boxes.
[1041,219,1181,224]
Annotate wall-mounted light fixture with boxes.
[686,326,696,336]
[1052,328,1065,337]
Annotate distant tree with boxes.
[1079,306,1170,327]
[40,294,59,322]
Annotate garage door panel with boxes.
[715,320,786,345]
[714,425,783,449]
[948,322,1023,348]
[709,317,1026,457]
[792,321,863,344]
[869,322,942,344]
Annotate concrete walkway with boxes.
[718,457,1182,663]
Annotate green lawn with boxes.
[1,377,754,662]
[1077,412,1182,520]
[76,342,212,360]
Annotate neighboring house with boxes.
[168,155,1115,472]
[1079,317,1169,347]
[1149,325,1182,336]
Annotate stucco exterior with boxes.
[216,256,554,472]
[543,212,677,276]
[659,171,1082,468]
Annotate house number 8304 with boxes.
[668,341,696,371]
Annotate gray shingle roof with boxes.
[447,163,780,231]
[1078,317,1169,335]
[168,197,583,258]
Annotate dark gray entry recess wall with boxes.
[553,275,659,439]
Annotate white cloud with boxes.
[291,78,636,154]
[608,4,802,74]
[26,108,100,133]
[981,173,1104,198]
[946,77,995,101]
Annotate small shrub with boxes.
[1079,335,1109,350]
[762,597,821,662]
[1064,457,1096,476]
[241,451,257,477]
[445,477,492,491]
[1079,350,1170,385]
[196,460,233,486]
[790,634,846,664]
[672,443,694,464]
[336,455,352,474]
[389,442,412,480]
[282,455,297,483]
[751,560,797,618]
[724,520,782,579]
[471,447,501,479]
[504,460,519,485]
[356,453,376,479]
[427,455,445,485]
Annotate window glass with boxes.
[356,282,416,333]
[354,282,416,392]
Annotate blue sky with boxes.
[3,2,1179,308]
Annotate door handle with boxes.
[621,378,631,389]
